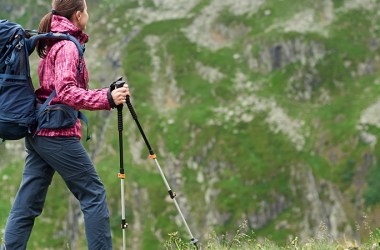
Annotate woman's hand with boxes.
[111,84,130,106]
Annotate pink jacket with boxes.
[36,15,111,139]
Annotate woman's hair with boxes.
[37,0,86,58]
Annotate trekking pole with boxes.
[115,79,128,250]
[124,91,199,249]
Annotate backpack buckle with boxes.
[15,41,23,50]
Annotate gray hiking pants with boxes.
[1,136,112,250]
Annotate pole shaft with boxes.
[125,98,198,246]
[153,159,195,239]
[121,179,126,250]
[117,105,127,250]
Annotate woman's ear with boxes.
[75,11,81,21]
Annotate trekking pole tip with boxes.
[190,238,199,249]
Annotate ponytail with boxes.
[36,12,53,58]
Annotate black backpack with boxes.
[0,19,88,141]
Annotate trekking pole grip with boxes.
[114,79,125,132]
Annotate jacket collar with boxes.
[50,15,89,44]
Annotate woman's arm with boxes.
[52,42,130,110]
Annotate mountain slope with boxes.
[2,0,380,249]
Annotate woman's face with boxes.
[73,0,89,31]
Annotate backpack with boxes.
[0,19,88,141]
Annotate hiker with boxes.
[1,0,129,249]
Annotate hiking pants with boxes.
[2,136,112,250]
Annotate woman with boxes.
[1,0,129,249]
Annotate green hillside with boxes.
[2,0,380,249]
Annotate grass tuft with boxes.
[164,220,380,250]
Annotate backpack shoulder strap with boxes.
[27,32,84,57]
[63,34,85,81]
[29,32,90,140]
[28,32,84,79]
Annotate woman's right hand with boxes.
[111,84,130,106]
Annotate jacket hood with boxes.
[50,15,89,44]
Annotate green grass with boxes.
[163,220,380,250]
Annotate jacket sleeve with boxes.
[53,41,111,111]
